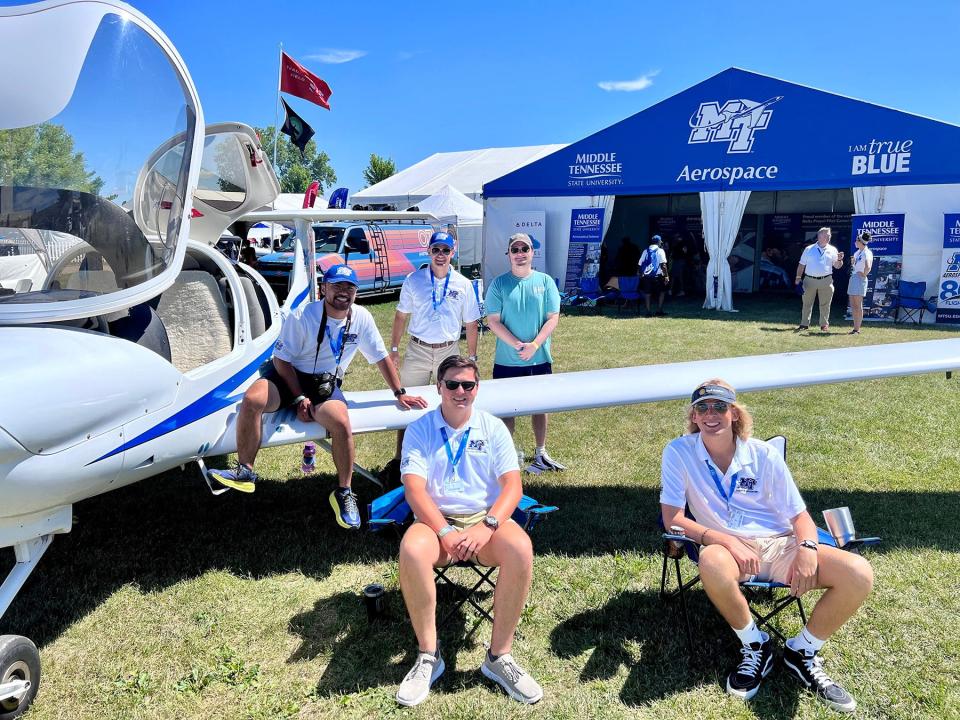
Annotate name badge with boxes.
[728,509,745,529]
[444,470,465,493]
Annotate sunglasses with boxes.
[509,246,532,254]
[693,400,730,415]
[442,380,477,391]
[430,246,452,255]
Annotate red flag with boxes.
[280,52,332,110]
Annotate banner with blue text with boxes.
[564,208,605,293]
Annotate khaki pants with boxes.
[801,275,834,327]
[399,339,460,387]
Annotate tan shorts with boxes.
[399,339,460,387]
[729,534,799,584]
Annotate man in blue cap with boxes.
[211,264,427,529]
[639,234,669,316]
[382,231,481,484]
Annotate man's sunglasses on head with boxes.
[693,400,730,415]
[443,380,477,391]
[430,246,452,255]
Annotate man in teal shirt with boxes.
[485,233,564,474]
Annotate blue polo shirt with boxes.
[484,270,560,366]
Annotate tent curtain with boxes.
[597,195,616,240]
[853,186,886,214]
[700,190,751,311]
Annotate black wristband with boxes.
[393,387,407,398]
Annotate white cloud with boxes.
[305,49,367,64]
[598,70,660,92]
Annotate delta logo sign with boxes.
[678,96,782,186]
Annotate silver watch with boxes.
[482,515,499,531]
[798,539,818,551]
[437,525,458,538]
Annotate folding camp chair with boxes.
[368,486,557,634]
[616,275,641,314]
[658,436,880,649]
[891,280,936,324]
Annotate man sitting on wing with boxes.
[660,379,873,714]
[210,264,427,529]
[395,355,542,707]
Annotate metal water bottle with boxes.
[301,442,316,474]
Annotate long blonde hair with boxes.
[684,378,753,441]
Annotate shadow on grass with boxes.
[289,585,502,698]
[550,589,807,717]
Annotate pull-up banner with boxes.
[935,213,960,323]
[849,213,904,321]
[563,208,605,293]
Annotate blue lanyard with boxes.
[325,323,346,358]
[704,460,738,510]
[431,268,450,312]
[816,245,827,259]
[440,426,471,474]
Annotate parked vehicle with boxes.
[256,220,437,298]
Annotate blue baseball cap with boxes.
[429,231,455,248]
[322,264,359,286]
[690,383,736,406]
[652,234,662,244]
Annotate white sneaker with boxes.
[481,653,543,704]
[396,650,444,707]
[535,449,567,472]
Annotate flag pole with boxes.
[272,42,283,205]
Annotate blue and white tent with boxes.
[481,68,960,313]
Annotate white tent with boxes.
[410,185,484,267]
[351,145,566,208]
[246,192,328,244]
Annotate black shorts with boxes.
[641,274,667,294]
[259,362,346,407]
[492,362,552,379]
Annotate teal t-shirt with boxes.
[484,270,561,366]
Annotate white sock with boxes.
[733,620,765,646]
[788,626,825,654]
[536,445,546,456]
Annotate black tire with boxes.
[0,635,40,719]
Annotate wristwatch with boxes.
[393,387,407,397]
[390,346,399,352]
[468,354,478,362]
[798,539,818,551]
[437,525,458,538]
[482,515,499,531]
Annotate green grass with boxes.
[5,295,960,719]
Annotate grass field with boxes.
[4,294,960,719]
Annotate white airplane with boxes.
[2,2,960,717]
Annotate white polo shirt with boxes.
[273,302,388,375]
[397,267,481,344]
[660,434,806,538]
[401,406,519,514]
[639,246,668,276]
[799,242,839,277]
[853,247,874,274]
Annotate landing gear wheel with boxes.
[0,636,40,719]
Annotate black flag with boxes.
[280,98,315,158]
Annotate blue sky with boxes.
[9,0,960,197]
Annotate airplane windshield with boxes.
[279,227,343,254]
[0,2,196,318]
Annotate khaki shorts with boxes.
[399,339,460,387]
[728,534,799,584]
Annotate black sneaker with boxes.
[794,325,809,333]
[726,636,774,700]
[783,645,857,713]
[329,487,361,530]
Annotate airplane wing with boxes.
[207,337,960,454]
[243,209,440,224]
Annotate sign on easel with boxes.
[935,214,960,323]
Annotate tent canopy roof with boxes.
[352,144,566,206]
[411,184,483,223]
[484,68,960,198]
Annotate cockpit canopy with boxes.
[0,0,203,324]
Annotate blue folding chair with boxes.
[616,275,641,314]
[368,486,557,632]
[891,280,936,324]
[658,436,880,649]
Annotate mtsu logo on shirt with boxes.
[736,476,758,494]
[344,333,358,344]
[447,289,460,299]
[467,439,487,453]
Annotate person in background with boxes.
[484,233,565,474]
[795,227,845,333]
[660,379,873,713]
[639,234,670,316]
[847,232,873,335]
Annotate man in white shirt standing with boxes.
[639,234,670,317]
[395,355,542,707]
[795,227,845,333]
[660,379,873,713]
[210,264,427,530]
[384,231,480,483]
